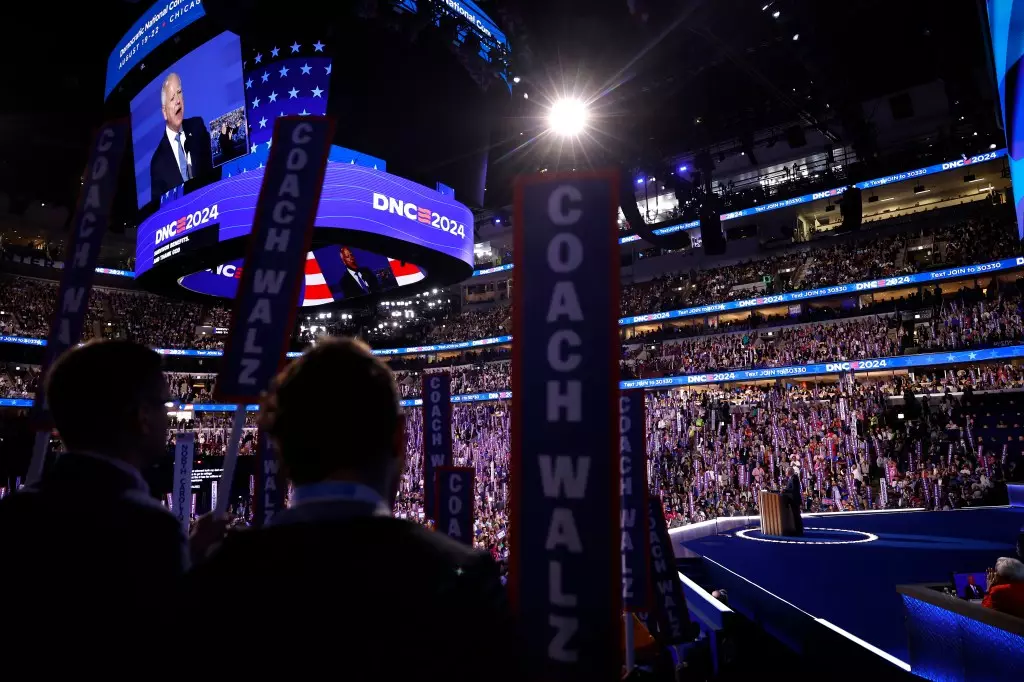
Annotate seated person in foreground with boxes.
[983,557,1024,619]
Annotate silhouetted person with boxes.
[0,341,185,649]
[782,465,804,536]
[188,338,520,679]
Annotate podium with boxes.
[759,491,795,537]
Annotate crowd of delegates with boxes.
[157,368,1024,562]
[913,289,1024,352]
[379,370,1024,558]
[620,207,1020,317]
[622,316,901,378]
[0,205,1018,355]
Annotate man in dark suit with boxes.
[782,466,804,536]
[188,338,520,680]
[148,73,213,204]
[0,341,188,649]
[963,574,985,599]
[331,246,382,299]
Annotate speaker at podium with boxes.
[759,491,797,537]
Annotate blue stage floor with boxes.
[683,508,1023,663]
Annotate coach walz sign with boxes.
[216,118,334,402]
[511,171,621,680]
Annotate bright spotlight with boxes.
[513,76,521,84]
[678,165,688,172]
[548,98,589,137]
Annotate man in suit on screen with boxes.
[331,246,382,299]
[187,338,520,679]
[148,73,212,204]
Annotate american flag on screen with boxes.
[220,40,333,176]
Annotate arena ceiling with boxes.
[485,0,999,203]
[0,1,1002,225]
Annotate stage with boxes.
[680,507,1023,666]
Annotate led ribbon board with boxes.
[134,158,475,300]
[106,0,207,99]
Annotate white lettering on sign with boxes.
[52,126,116,351]
[234,122,314,389]
[541,184,589,663]
[263,458,280,526]
[620,394,635,601]
[445,472,465,539]
[649,507,684,640]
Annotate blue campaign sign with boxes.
[422,374,453,521]
[435,466,475,545]
[215,117,334,402]
[619,344,1024,389]
[253,432,285,527]
[619,256,1024,326]
[511,172,622,678]
[30,121,129,426]
[647,496,692,644]
[105,0,207,99]
[620,391,651,612]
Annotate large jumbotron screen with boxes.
[986,0,1024,240]
[123,27,475,305]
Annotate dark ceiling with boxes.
[486,0,997,197]
[0,0,1000,219]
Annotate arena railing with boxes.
[1,255,1021,358]
[2,344,1021,410]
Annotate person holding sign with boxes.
[188,338,521,680]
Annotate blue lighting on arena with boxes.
[2,345,1023,410]
[2,256,1023,357]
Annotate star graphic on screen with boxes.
[968,352,977,360]
[261,71,269,83]
[251,97,260,108]
[325,63,332,75]
[258,117,268,128]
[279,65,289,78]
[268,90,278,103]
[300,63,312,75]
[288,87,299,98]
[254,52,263,64]
[299,109,310,116]
[266,139,273,149]
[258,162,264,169]
[947,355,956,362]
[250,144,258,154]
[313,40,325,52]
[271,46,280,58]
[290,41,301,53]
[242,167,248,173]
[245,78,253,89]
[311,86,323,98]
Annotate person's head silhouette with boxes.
[260,337,405,503]
[46,340,169,469]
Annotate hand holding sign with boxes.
[214,116,334,518]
